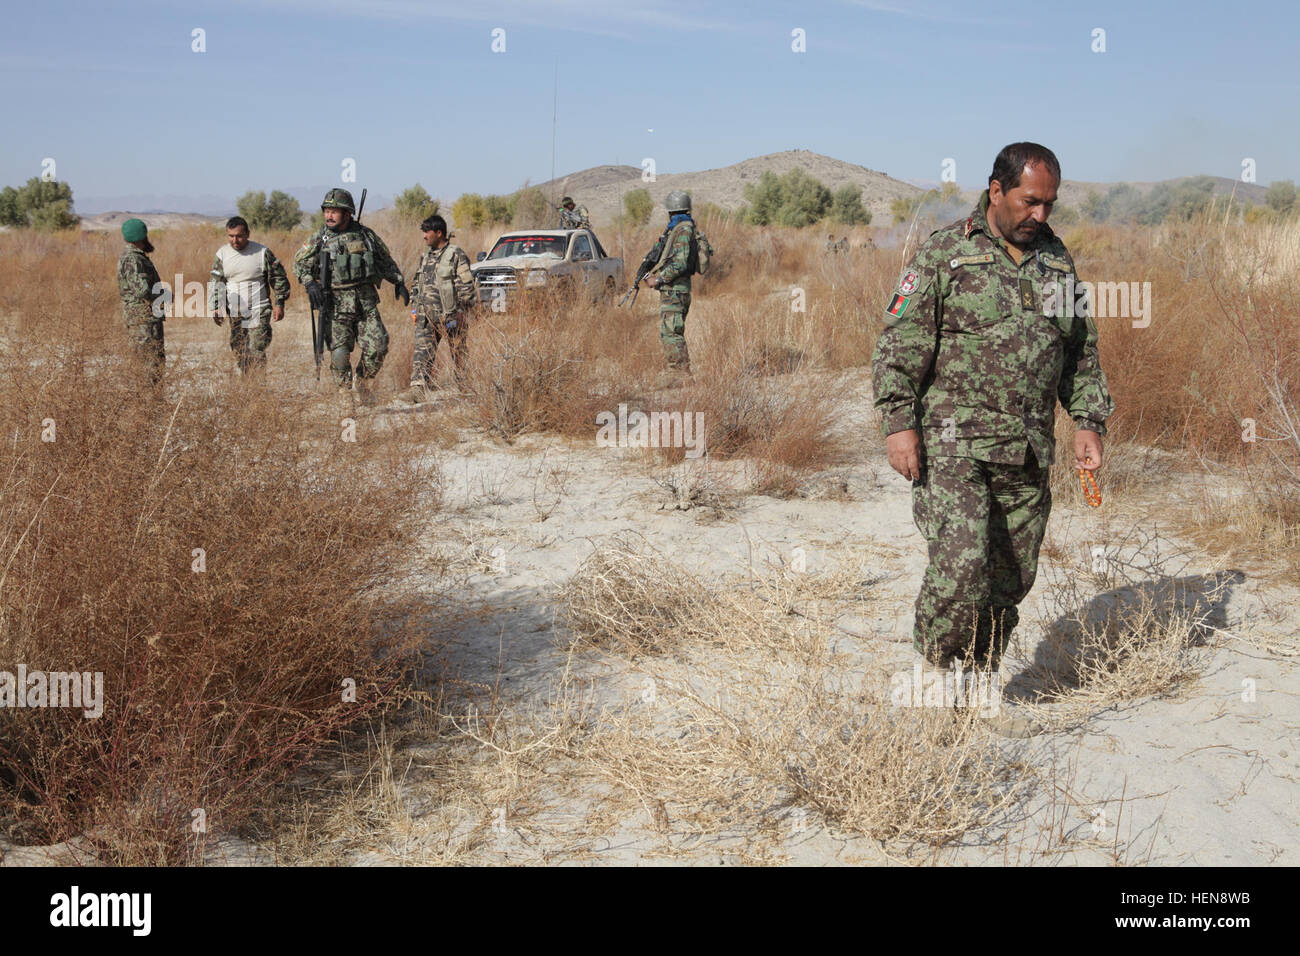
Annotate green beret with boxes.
[121,218,148,242]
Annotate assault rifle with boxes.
[618,226,671,308]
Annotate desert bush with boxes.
[235,189,304,231]
[0,345,436,863]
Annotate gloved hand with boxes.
[445,313,459,332]
[212,313,225,326]
[305,280,326,311]
[394,282,410,306]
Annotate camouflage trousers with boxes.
[229,315,273,374]
[911,451,1050,669]
[126,320,165,385]
[328,286,388,386]
[410,311,468,387]
[659,289,692,370]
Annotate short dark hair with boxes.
[226,216,249,232]
[420,214,447,234]
[989,143,1061,193]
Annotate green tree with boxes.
[393,183,439,222]
[5,178,80,230]
[829,184,871,226]
[236,189,303,231]
[623,187,653,227]
[0,186,22,227]
[484,194,511,225]
[1265,180,1296,216]
[742,169,833,227]
[452,193,487,228]
[30,199,79,232]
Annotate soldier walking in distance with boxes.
[401,214,477,403]
[116,217,165,385]
[640,190,701,380]
[871,142,1113,736]
[558,196,590,230]
[293,188,408,403]
[208,216,291,374]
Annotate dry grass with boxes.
[1014,522,1232,729]
[560,537,1027,856]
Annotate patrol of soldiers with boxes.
[871,142,1112,737]
[208,216,291,374]
[107,142,1122,732]
[401,213,477,404]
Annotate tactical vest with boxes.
[323,226,379,288]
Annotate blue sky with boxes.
[3,0,1296,212]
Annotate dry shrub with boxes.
[1017,524,1230,724]
[561,538,1024,853]
[459,297,641,441]
[558,535,733,656]
[0,348,437,863]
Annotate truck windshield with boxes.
[487,236,566,259]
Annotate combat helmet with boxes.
[664,190,691,213]
[321,188,356,212]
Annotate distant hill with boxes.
[530,150,924,226]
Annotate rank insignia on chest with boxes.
[1019,277,1035,310]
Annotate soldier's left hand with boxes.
[1074,430,1104,471]
[646,276,661,289]
[212,313,224,326]
[394,282,411,306]
[272,304,284,322]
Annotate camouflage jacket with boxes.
[117,246,163,325]
[871,191,1113,468]
[292,221,403,290]
[409,243,476,319]
[559,206,590,230]
[207,240,291,321]
[645,217,695,292]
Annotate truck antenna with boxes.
[550,58,558,225]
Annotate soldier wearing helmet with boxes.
[292,188,409,402]
[639,189,698,378]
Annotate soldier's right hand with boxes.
[886,429,924,482]
[305,280,326,311]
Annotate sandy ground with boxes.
[4,315,1296,867]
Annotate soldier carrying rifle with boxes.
[293,188,408,405]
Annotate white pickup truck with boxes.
[471,228,624,306]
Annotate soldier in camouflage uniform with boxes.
[209,216,291,374]
[293,188,408,400]
[558,196,590,230]
[400,214,477,403]
[642,190,698,376]
[871,144,1113,718]
[116,218,165,384]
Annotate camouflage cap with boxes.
[121,218,148,242]
[664,190,691,213]
[321,188,356,212]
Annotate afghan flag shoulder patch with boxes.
[887,292,911,318]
